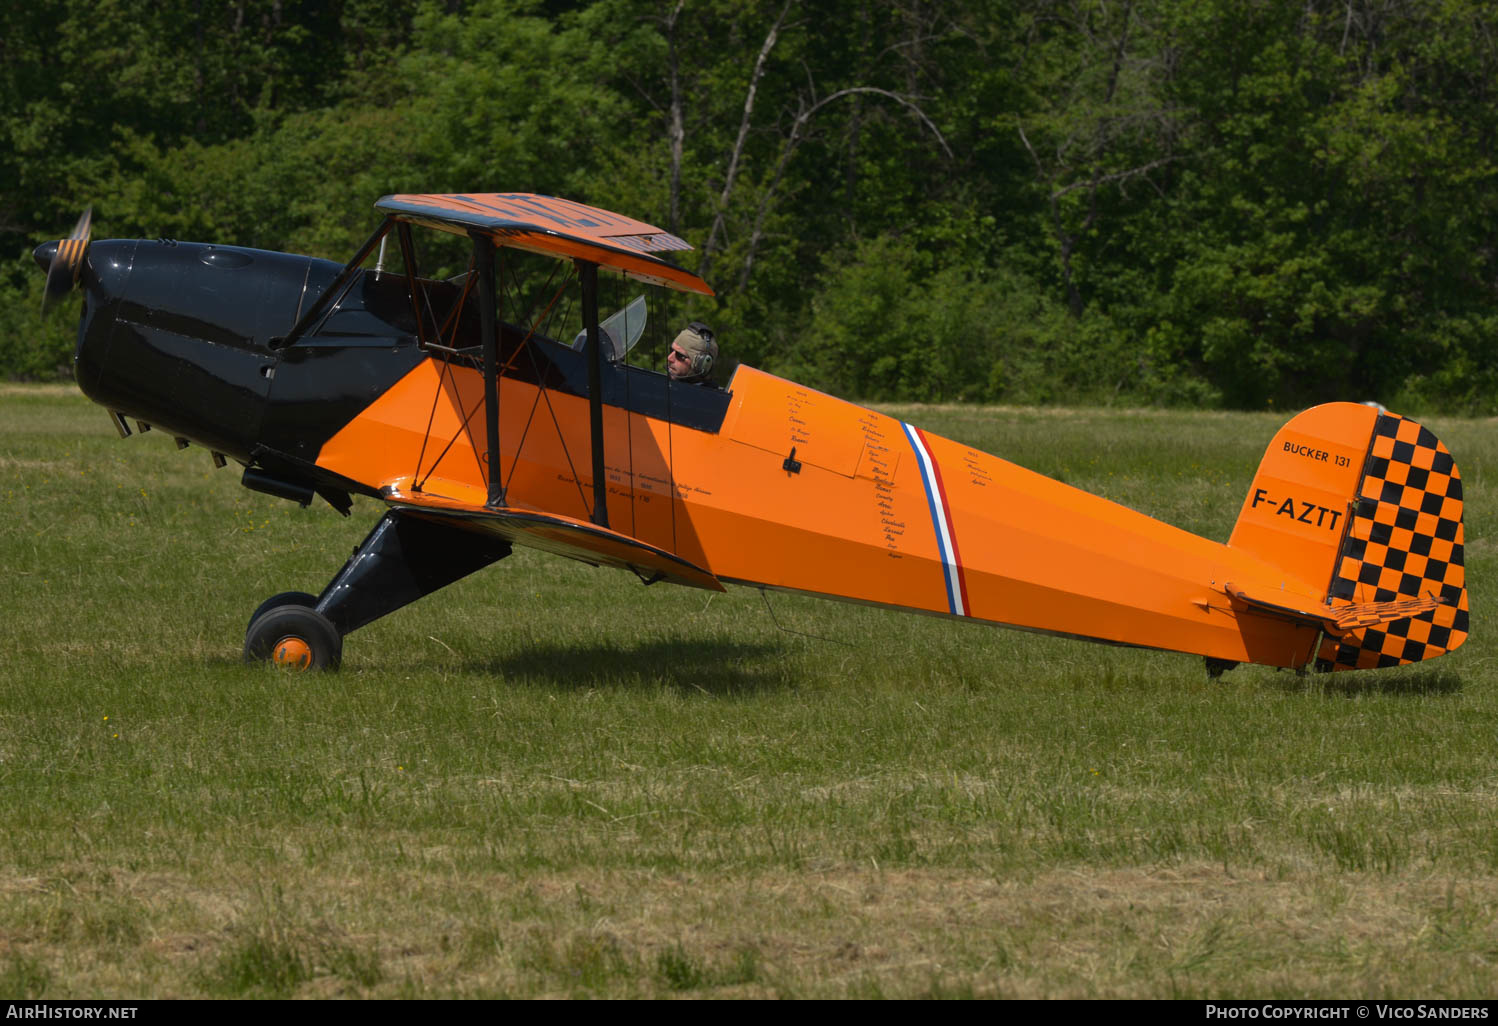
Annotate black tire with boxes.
[244,605,343,671]
[246,591,319,634]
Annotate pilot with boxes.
[667,322,719,385]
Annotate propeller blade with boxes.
[40,207,93,314]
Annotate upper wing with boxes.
[376,193,715,297]
[382,481,723,593]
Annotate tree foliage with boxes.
[3,0,1495,411]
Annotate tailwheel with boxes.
[1204,657,1238,681]
[244,603,342,671]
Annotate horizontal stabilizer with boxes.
[382,482,724,593]
[1226,583,1444,636]
[1328,596,1446,631]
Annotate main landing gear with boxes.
[245,600,342,670]
[242,510,512,670]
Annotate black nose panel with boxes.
[117,242,299,351]
[72,240,311,460]
[73,239,138,398]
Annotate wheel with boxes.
[245,591,319,634]
[244,605,343,670]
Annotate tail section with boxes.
[1228,404,1468,671]
[1318,412,1468,670]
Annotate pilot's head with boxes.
[668,322,718,382]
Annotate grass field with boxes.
[2,385,1496,999]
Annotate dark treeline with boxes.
[3,0,1496,410]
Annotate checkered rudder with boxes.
[1318,413,1468,671]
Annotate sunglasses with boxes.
[668,348,689,362]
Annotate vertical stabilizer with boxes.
[1228,403,1468,671]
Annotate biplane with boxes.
[34,194,1468,674]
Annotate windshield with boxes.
[572,295,647,362]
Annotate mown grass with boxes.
[2,387,1496,998]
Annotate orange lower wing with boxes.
[384,482,723,592]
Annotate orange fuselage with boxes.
[317,355,1333,668]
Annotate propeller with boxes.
[37,207,93,314]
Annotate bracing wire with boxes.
[758,590,853,647]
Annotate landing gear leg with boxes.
[243,510,512,670]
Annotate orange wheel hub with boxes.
[271,636,313,669]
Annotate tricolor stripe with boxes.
[902,423,970,617]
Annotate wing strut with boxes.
[577,259,609,528]
[472,232,504,507]
[274,217,393,349]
